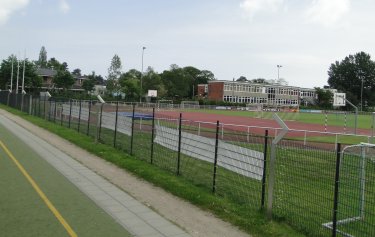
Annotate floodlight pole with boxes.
[360,75,364,112]
[277,65,282,81]
[10,57,14,92]
[140,46,146,103]
[16,57,20,94]
[22,56,26,94]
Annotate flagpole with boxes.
[10,56,14,92]
[22,50,26,94]
[16,54,20,94]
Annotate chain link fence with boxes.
[1,91,374,237]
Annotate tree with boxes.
[118,69,141,99]
[142,67,166,98]
[276,78,288,85]
[236,76,247,82]
[87,71,104,85]
[82,78,95,93]
[72,68,81,77]
[53,70,75,90]
[328,52,375,108]
[0,55,41,91]
[106,54,122,95]
[36,46,47,68]
[315,87,333,109]
[161,64,194,99]
[251,78,268,84]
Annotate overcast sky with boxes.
[1,0,374,88]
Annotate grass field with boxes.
[0,119,131,237]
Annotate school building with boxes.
[197,80,317,107]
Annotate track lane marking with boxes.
[0,140,78,237]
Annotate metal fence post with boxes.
[60,102,64,126]
[332,143,342,237]
[78,99,82,132]
[6,91,10,106]
[68,99,72,128]
[48,99,52,121]
[267,114,289,219]
[261,130,269,208]
[53,99,57,123]
[29,95,33,115]
[212,120,220,193]
[113,101,119,148]
[177,113,182,175]
[87,100,92,136]
[130,104,136,155]
[95,103,103,143]
[150,107,155,164]
[21,94,24,112]
[38,97,41,117]
[98,103,103,141]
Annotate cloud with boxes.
[305,0,351,27]
[59,0,70,14]
[240,0,284,18]
[0,0,29,25]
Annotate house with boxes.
[36,68,57,89]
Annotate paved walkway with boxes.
[1,115,190,237]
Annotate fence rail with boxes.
[1,91,374,237]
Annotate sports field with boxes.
[0,121,131,237]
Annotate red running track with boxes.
[156,111,372,137]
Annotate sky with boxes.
[1,0,375,88]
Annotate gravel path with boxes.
[0,109,250,237]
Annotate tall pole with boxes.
[277,65,282,81]
[16,56,20,94]
[140,46,146,103]
[22,53,26,94]
[360,75,364,112]
[232,78,235,103]
[10,56,14,92]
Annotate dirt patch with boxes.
[0,109,249,237]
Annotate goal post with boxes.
[323,142,375,236]
[180,101,200,109]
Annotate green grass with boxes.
[0,104,305,237]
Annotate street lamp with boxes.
[277,65,282,81]
[140,46,146,103]
[360,75,364,112]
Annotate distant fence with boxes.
[1,91,374,237]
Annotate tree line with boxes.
[0,47,375,110]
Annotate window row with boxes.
[222,84,316,97]
[224,84,264,93]
[223,96,299,105]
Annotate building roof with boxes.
[37,68,57,77]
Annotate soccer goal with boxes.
[156,100,174,110]
[180,101,200,109]
[323,143,375,237]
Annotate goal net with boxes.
[181,101,200,109]
[323,143,375,237]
